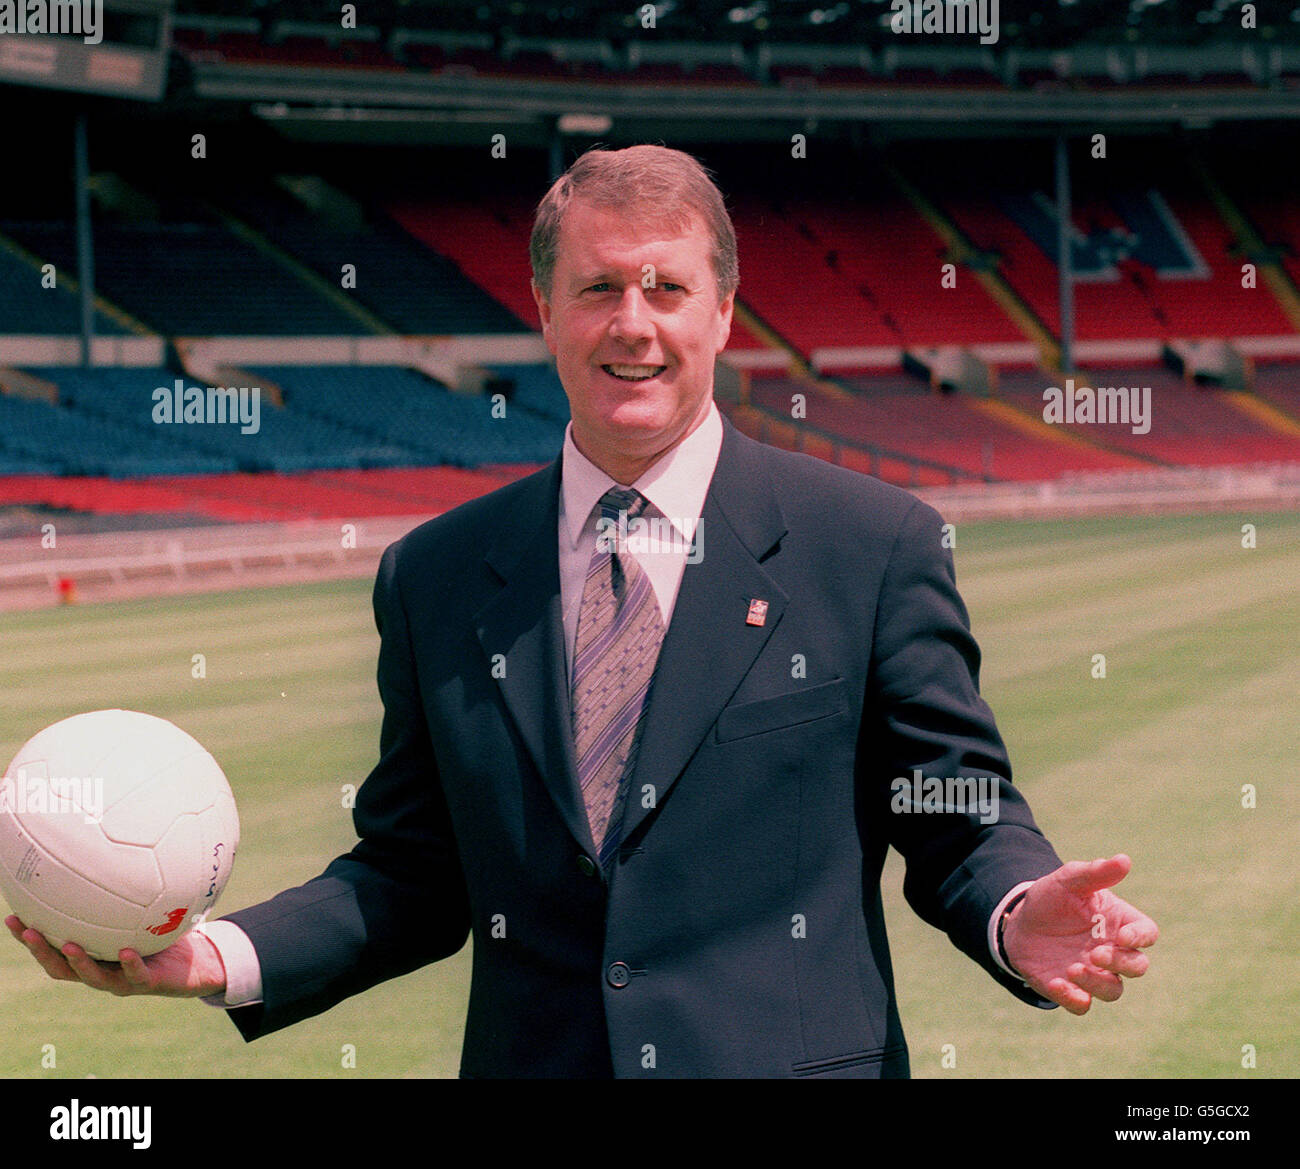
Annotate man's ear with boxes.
[531,279,557,354]
[715,290,734,354]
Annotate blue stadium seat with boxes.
[258,364,565,467]
[2,223,362,336]
[0,247,132,336]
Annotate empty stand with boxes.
[0,246,133,336]
[1251,360,1300,420]
[256,364,566,466]
[3,365,565,478]
[747,375,1137,481]
[488,364,570,424]
[386,196,540,326]
[2,221,362,337]
[0,392,234,477]
[221,183,527,334]
[996,366,1300,466]
[731,188,1027,355]
[0,465,540,523]
[929,148,1294,343]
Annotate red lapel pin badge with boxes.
[746,598,769,627]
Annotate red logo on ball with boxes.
[146,907,189,936]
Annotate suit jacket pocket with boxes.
[792,1044,909,1078]
[714,677,849,744]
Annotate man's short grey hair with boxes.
[530,144,739,302]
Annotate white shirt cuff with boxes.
[987,881,1036,979]
[193,919,264,1008]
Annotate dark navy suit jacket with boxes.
[221,415,1062,1077]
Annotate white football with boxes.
[0,709,239,961]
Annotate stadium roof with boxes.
[176,0,1300,49]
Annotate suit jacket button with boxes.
[576,855,598,878]
[606,962,630,988]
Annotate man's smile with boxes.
[601,363,668,382]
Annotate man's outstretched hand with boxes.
[1001,854,1157,1016]
[5,914,227,999]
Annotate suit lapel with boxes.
[471,420,791,858]
[619,419,789,844]
[473,458,596,856]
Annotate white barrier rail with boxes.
[0,515,430,608]
[917,462,1300,521]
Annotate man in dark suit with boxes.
[8,145,1157,1077]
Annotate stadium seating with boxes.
[385,197,541,326]
[730,187,1030,354]
[219,183,527,334]
[255,364,566,466]
[1250,361,1300,421]
[6,124,1300,526]
[799,195,1026,346]
[488,364,570,424]
[0,392,234,477]
[937,177,1294,342]
[2,365,564,478]
[1,221,362,337]
[746,375,1138,482]
[0,247,133,336]
[45,366,430,472]
[0,466,541,522]
[996,367,1300,466]
[730,193,897,351]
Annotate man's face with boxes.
[531,197,733,482]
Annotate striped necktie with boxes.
[571,487,666,867]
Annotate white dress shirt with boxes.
[558,400,722,680]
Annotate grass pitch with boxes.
[1,510,1296,1078]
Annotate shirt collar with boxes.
[560,400,723,549]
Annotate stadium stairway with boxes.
[972,386,1163,468]
[1250,362,1300,425]
[385,196,539,326]
[728,300,855,403]
[1190,153,1300,333]
[749,375,1142,482]
[739,377,995,484]
[721,401,962,488]
[0,229,151,338]
[995,367,1300,466]
[1217,389,1300,439]
[208,206,392,336]
[882,159,1061,367]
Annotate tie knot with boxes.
[599,487,648,521]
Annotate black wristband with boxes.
[996,889,1030,977]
